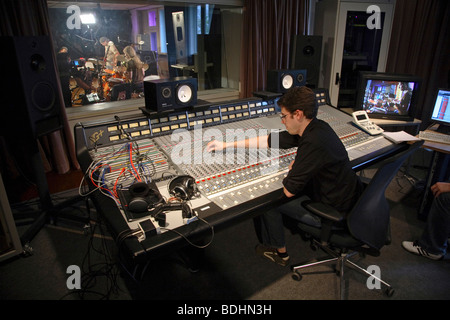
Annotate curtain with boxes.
[0,0,79,179]
[385,0,450,128]
[240,0,309,98]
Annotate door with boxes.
[329,1,394,108]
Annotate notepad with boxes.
[382,131,421,144]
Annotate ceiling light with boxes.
[80,13,96,24]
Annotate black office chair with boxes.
[291,140,424,299]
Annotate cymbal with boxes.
[99,71,114,76]
[88,58,104,64]
[108,78,124,83]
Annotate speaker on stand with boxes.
[144,77,198,112]
[267,69,307,93]
[0,36,89,252]
[290,35,322,89]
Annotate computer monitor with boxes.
[430,88,450,134]
[355,72,422,121]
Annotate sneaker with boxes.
[401,241,443,260]
[255,244,290,266]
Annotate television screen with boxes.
[355,72,421,121]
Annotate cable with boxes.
[160,215,215,249]
[157,200,215,249]
[58,209,127,300]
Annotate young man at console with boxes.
[206,86,363,266]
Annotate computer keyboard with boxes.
[419,131,450,145]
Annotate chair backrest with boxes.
[347,141,424,250]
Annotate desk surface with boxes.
[422,140,450,154]
[372,118,422,126]
[418,126,450,154]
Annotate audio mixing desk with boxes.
[74,95,407,264]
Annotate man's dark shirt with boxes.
[268,118,363,213]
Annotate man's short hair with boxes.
[99,37,109,44]
[277,86,317,119]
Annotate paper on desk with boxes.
[382,131,421,144]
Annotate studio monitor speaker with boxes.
[0,36,63,140]
[144,77,198,112]
[267,69,307,93]
[290,35,322,88]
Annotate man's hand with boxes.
[431,182,450,198]
[206,140,225,152]
[288,160,295,171]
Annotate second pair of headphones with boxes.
[168,175,200,201]
[127,181,163,213]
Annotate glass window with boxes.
[48,1,243,109]
[148,11,157,27]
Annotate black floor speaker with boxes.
[144,77,198,112]
[267,69,307,93]
[0,36,63,140]
[290,35,322,88]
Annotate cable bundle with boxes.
[80,141,157,208]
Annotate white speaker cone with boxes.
[281,74,294,90]
[177,84,192,103]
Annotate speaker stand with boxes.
[12,139,90,254]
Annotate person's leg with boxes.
[402,192,450,260]
[256,196,322,265]
[419,191,450,255]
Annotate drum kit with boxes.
[70,54,149,106]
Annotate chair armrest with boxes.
[302,201,345,223]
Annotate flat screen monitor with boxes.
[355,72,422,121]
[430,88,450,134]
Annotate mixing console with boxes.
[75,95,397,239]
[316,106,393,161]
[153,117,297,209]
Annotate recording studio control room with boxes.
[1,0,450,305]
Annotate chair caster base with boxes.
[292,271,302,281]
[385,287,395,297]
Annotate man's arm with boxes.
[283,186,295,198]
[206,134,269,152]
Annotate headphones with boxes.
[168,175,199,201]
[127,181,163,213]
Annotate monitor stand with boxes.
[436,124,450,134]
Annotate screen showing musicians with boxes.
[362,80,414,116]
[60,38,150,107]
